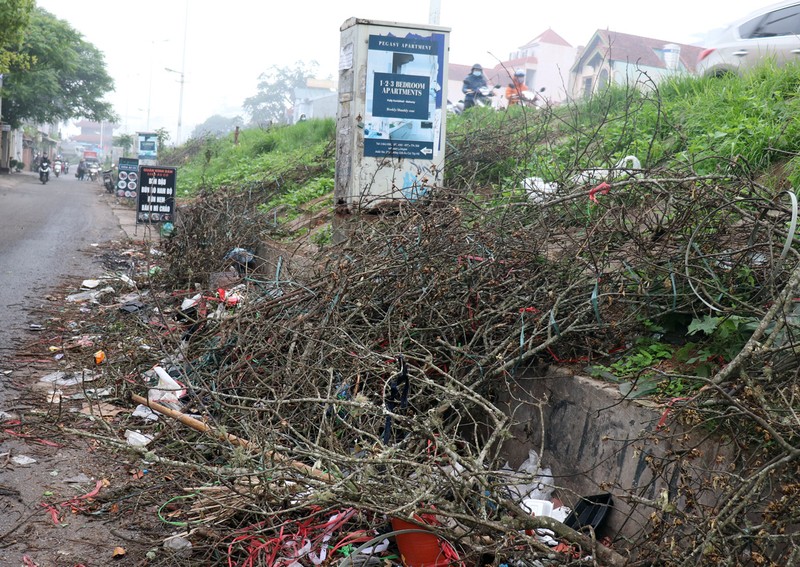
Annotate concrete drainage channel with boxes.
[498,368,735,542]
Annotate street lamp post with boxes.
[164,67,185,145]
[165,1,189,145]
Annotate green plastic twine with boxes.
[157,494,196,526]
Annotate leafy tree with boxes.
[190,114,243,139]
[0,0,34,74]
[243,61,318,124]
[1,8,115,128]
[113,133,134,156]
[155,127,170,152]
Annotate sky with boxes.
[36,0,764,144]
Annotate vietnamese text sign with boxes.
[136,165,176,224]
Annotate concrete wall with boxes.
[532,42,577,103]
[498,368,732,539]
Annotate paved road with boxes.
[0,171,125,363]
[0,172,150,565]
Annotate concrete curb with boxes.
[103,191,162,243]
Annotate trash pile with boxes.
[14,161,800,565]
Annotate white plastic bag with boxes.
[147,366,186,408]
[125,429,153,447]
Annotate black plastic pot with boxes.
[563,493,613,532]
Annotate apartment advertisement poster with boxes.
[137,131,158,164]
[136,166,176,224]
[116,157,139,199]
[364,32,445,159]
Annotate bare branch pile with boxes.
[101,157,800,565]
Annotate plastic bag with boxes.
[147,366,186,409]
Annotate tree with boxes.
[1,8,115,128]
[113,133,134,157]
[243,61,318,124]
[155,127,170,153]
[190,114,243,139]
[0,0,34,74]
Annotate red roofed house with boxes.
[505,28,577,104]
[72,119,116,159]
[569,30,704,99]
[447,28,577,108]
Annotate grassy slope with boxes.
[164,63,800,239]
[445,62,800,190]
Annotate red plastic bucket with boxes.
[391,517,452,567]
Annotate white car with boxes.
[697,0,800,77]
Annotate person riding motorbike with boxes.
[38,155,51,183]
[505,70,530,106]
[462,63,488,110]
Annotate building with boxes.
[507,29,577,104]
[447,28,577,108]
[569,30,704,99]
[72,119,116,160]
[292,78,337,124]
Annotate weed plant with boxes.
[445,62,800,192]
[174,119,335,199]
[167,64,800,207]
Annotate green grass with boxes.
[444,62,800,188]
[167,119,335,197]
[164,63,800,216]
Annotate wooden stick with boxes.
[130,393,335,483]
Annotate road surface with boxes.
[0,170,124,368]
[0,171,158,565]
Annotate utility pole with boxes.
[147,42,154,130]
[165,67,185,144]
[429,0,441,25]
[177,0,189,145]
[164,1,189,145]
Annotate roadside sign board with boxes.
[136,131,158,166]
[136,165,176,224]
[117,157,139,199]
[363,33,444,160]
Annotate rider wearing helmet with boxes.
[462,63,488,110]
[505,70,530,106]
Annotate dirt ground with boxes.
[0,243,184,566]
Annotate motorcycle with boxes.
[451,84,501,115]
[87,163,101,181]
[102,168,115,193]
[516,87,547,108]
[39,162,51,184]
[53,160,62,177]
